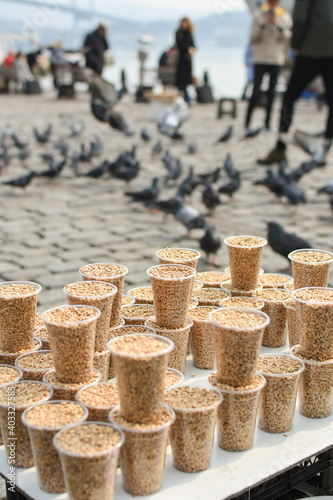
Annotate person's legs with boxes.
[265,65,280,129]
[245,64,265,129]
[320,58,333,140]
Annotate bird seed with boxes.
[220,297,264,309]
[93,350,110,382]
[253,289,291,348]
[0,338,41,366]
[120,304,155,325]
[290,250,333,289]
[34,313,45,330]
[76,382,119,421]
[196,271,230,288]
[188,307,218,370]
[127,286,154,304]
[121,295,135,306]
[15,351,54,381]
[157,248,200,269]
[0,365,22,385]
[165,369,183,389]
[283,298,299,347]
[225,236,266,290]
[192,287,230,306]
[221,281,262,297]
[44,369,101,401]
[258,273,293,288]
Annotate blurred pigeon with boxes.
[85,160,109,178]
[2,171,36,188]
[125,177,159,202]
[282,175,306,206]
[197,167,222,185]
[68,121,84,138]
[243,127,261,139]
[38,157,66,179]
[218,171,241,200]
[174,201,207,237]
[152,140,162,157]
[267,221,311,262]
[112,163,140,183]
[224,153,237,177]
[141,128,151,142]
[202,180,221,215]
[12,132,28,150]
[165,158,182,185]
[253,168,285,198]
[177,166,200,198]
[199,226,221,265]
[216,125,233,144]
[89,136,103,157]
[188,141,197,154]
[54,138,69,157]
[318,179,333,195]
[33,124,52,144]
[146,196,182,219]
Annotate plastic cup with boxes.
[165,385,222,472]
[93,349,111,382]
[221,280,263,297]
[193,279,204,290]
[156,247,201,269]
[258,273,293,289]
[292,287,333,360]
[188,307,218,370]
[145,318,192,374]
[34,313,45,331]
[0,364,23,446]
[79,262,129,328]
[291,345,333,418]
[209,308,270,386]
[109,404,174,496]
[225,266,264,276]
[108,333,174,423]
[219,296,265,310]
[43,369,102,401]
[127,286,154,305]
[257,354,304,433]
[252,288,291,348]
[54,421,124,500]
[22,400,88,493]
[165,367,184,390]
[121,295,135,307]
[76,382,119,422]
[192,287,231,306]
[224,235,267,291]
[120,303,155,325]
[64,281,117,352]
[283,298,299,347]
[208,372,266,451]
[0,380,53,467]
[289,249,333,290]
[34,325,50,350]
[147,264,196,329]
[42,305,101,384]
[15,350,54,381]
[0,338,41,366]
[196,271,230,288]
[0,281,42,352]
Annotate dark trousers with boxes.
[245,63,280,128]
[280,55,333,139]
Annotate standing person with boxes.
[83,21,109,76]
[245,0,292,136]
[258,0,333,165]
[175,17,196,105]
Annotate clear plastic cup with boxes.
[209,308,270,386]
[165,367,184,390]
[193,279,204,290]
[34,313,45,331]
[79,262,129,328]
[219,296,265,310]
[93,349,111,382]
[121,295,135,307]
[252,288,291,348]
[147,264,196,329]
[64,281,117,352]
[208,372,266,451]
[0,281,42,352]
[108,333,174,424]
[0,380,53,467]
[127,286,154,305]
[76,382,119,422]
[54,421,124,500]
[225,266,264,276]
[221,281,263,297]
[283,298,299,347]
[258,273,293,289]
[192,287,231,306]
[34,325,50,350]
[284,281,294,292]
[43,369,102,401]
[120,303,155,325]
[196,271,230,288]
[0,338,41,366]
[289,249,333,290]
[22,400,88,493]
[109,404,174,496]
[0,364,23,446]
[257,354,304,433]
[42,304,101,384]
[189,297,198,310]
[224,235,267,291]
[145,318,192,374]
[188,307,218,370]
[165,385,222,472]
[15,350,54,381]
[292,287,333,360]
[156,247,201,269]
[290,345,333,418]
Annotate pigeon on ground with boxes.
[141,128,151,142]
[125,177,159,202]
[318,179,333,195]
[202,180,221,215]
[2,171,36,188]
[108,110,133,136]
[145,196,182,219]
[89,136,103,157]
[177,166,201,198]
[111,163,140,183]
[216,125,233,144]
[188,141,197,154]
[174,201,207,237]
[164,158,182,185]
[199,226,221,265]
[33,124,52,144]
[151,140,162,157]
[11,132,28,150]
[84,160,109,178]
[54,138,69,157]
[197,167,222,185]
[267,221,311,262]
[253,168,285,198]
[282,175,306,206]
[224,153,237,177]
[38,157,66,179]
[67,121,85,138]
[243,127,261,139]
[218,172,241,200]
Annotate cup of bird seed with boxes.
[42,305,101,384]
[221,281,263,297]
[147,264,196,329]
[109,404,174,496]
[196,271,230,288]
[289,249,333,290]
[188,307,218,370]
[145,318,192,374]
[165,385,222,473]
[193,279,204,290]
[76,382,119,421]
[252,288,291,348]
[43,369,102,401]
[22,400,88,493]
[15,350,54,381]
[34,326,50,350]
[258,273,293,289]
[34,313,45,331]
[291,345,333,418]
[79,263,129,328]
[108,325,156,379]
[283,298,299,347]
[257,354,304,433]
[209,308,270,386]
[224,235,267,291]
[165,367,184,389]
[192,287,231,306]
[93,349,111,382]
[0,380,53,467]
[156,247,201,269]
[120,303,155,325]
[225,266,264,276]
[127,285,154,305]
[0,281,42,352]
[64,281,117,352]
[208,372,265,451]
[121,294,135,307]
[219,296,265,310]
[0,365,23,444]
[292,287,333,360]
[108,333,174,424]
[0,338,41,366]
[284,282,294,292]
[54,421,124,500]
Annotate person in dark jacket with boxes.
[175,17,196,105]
[258,0,333,166]
[84,22,109,76]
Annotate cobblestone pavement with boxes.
[0,90,333,316]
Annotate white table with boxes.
[0,347,333,500]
